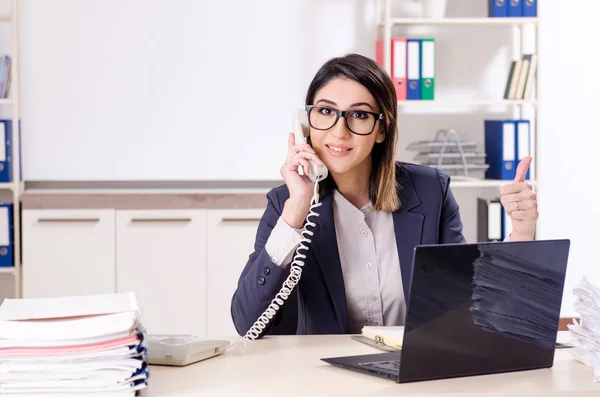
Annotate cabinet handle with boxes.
[130,218,192,223]
[37,218,100,223]
[220,218,261,223]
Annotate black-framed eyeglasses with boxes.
[305,105,383,136]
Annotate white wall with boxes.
[19,0,378,181]
[536,1,600,317]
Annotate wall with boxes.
[19,0,379,181]
[536,0,600,317]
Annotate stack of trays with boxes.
[405,130,489,180]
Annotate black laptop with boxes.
[321,239,571,383]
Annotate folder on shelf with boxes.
[488,0,507,17]
[522,54,537,100]
[522,0,537,17]
[0,119,11,183]
[376,38,407,100]
[477,198,503,242]
[501,206,513,241]
[0,203,13,268]
[0,55,11,99]
[484,120,516,180]
[515,54,532,99]
[516,120,531,180]
[420,38,435,100]
[505,59,523,99]
[508,0,522,17]
[406,39,421,100]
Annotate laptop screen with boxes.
[399,240,570,382]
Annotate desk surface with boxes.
[145,334,599,397]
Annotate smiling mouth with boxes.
[326,144,352,152]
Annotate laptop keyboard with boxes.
[358,359,400,375]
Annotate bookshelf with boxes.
[0,0,21,298]
[375,0,538,241]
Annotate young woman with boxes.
[230,53,538,337]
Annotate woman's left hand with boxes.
[500,156,538,241]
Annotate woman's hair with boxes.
[304,53,400,212]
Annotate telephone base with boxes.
[147,334,230,367]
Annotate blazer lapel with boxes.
[310,192,348,333]
[392,168,424,300]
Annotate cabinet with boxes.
[115,210,208,337]
[21,209,116,298]
[206,209,264,338]
[21,206,266,338]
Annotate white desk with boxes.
[145,334,600,397]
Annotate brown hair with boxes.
[305,53,400,212]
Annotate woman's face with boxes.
[308,77,385,178]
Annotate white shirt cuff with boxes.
[265,217,304,267]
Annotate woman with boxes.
[230,53,538,338]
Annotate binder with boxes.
[488,0,507,17]
[406,39,421,100]
[0,203,13,267]
[501,205,513,241]
[0,119,11,183]
[516,120,531,180]
[503,61,517,99]
[420,38,435,100]
[484,120,516,180]
[477,198,502,242]
[375,38,407,100]
[522,0,537,17]
[507,0,522,17]
[515,54,532,99]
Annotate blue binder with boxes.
[516,120,531,180]
[0,203,13,267]
[484,120,517,180]
[0,119,11,183]
[406,39,421,100]
[522,0,536,17]
[507,0,522,17]
[488,0,507,17]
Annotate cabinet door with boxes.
[116,210,207,337]
[22,209,116,298]
[206,209,265,338]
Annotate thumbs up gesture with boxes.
[499,156,538,241]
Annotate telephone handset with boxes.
[293,109,329,182]
[229,109,327,352]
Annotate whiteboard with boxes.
[19,0,375,181]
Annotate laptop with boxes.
[321,239,571,383]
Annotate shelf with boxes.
[0,15,11,23]
[0,182,18,191]
[0,267,15,275]
[0,99,12,105]
[383,17,538,26]
[450,179,537,188]
[398,99,537,107]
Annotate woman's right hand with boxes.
[280,132,325,229]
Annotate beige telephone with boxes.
[230,109,328,351]
[293,108,328,182]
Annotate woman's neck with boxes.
[332,160,372,209]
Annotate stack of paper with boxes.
[0,292,148,396]
[568,276,600,383]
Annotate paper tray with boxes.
[406,140,477,153]
[414,152,487,165]
[428,164,490,179]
